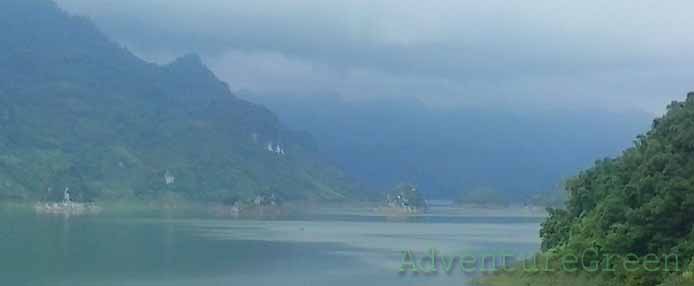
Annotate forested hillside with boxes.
[0,0,359,202]
[539,92,694,285]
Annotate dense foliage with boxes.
[0,0,360,202]
[540,93,694,285]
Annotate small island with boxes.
[382,184,428,214]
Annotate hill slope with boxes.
[540,93,694,285]
[0,0,358,202]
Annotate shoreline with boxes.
[1,200,550,220]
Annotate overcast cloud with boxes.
[54,0,694,113]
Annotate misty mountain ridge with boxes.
[245,92,652,200]
[0,0,359,202]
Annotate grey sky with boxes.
[55,0,694,113]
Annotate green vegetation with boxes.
[475,252,691,286]
[480,93,694,285]
[0,0,360,203]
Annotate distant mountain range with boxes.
[0,0,360,202]
[245,93,652,200]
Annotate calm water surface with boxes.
[1,207,543,286]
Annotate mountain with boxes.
[540,93,694,285]
[0,0,359,202]
[244,93,651,200]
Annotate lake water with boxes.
[0,207,543,286]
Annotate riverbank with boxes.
[1,199,548,220]
[0,199,364,219]
[1,200,215,217]
[474,271,612,286]
[472,255,691,286]
[475,270,689,286]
